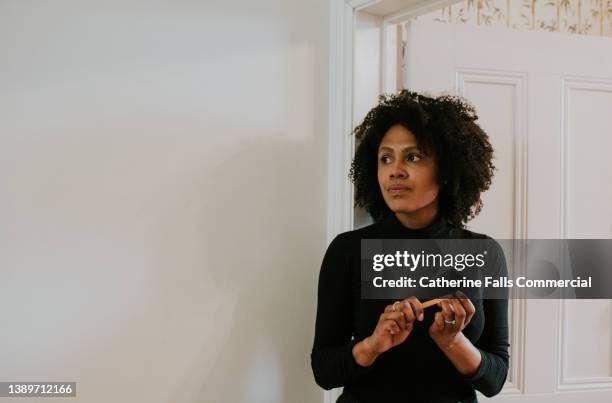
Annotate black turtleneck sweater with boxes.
[311,214,509,403]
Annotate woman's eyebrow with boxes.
[378,146,420,153]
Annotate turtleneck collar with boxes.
[378,212,449,238]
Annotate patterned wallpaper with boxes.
[419,0,612,36]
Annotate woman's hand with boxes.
[366,297,424,355]
[428,291,475,348]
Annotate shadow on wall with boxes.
[174,134,326,403]
[51,128,328,403]
[1,0,330,402]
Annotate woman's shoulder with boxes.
[335,221,386,241]
[324,222,383,254]
[333,221,496,240]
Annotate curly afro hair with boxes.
[348,90,495,228]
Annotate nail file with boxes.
[421,298,441,309]
[421,294,454,309]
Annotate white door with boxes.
[404,18,612,402]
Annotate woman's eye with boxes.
[406,153,422,162]
[380,155,391,164]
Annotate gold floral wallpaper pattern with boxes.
[420,0,612,36]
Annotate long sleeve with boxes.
[463,239,510,397]
[310,234,375,390]
[463,297,509,396]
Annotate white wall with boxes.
[0,1,330,402]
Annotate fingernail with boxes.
[419,313,424,321]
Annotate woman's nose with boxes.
[390,161,408,179]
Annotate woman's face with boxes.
[377,124,440,220]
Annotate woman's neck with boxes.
[394,202,439,230]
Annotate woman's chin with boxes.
[387,203,417,214]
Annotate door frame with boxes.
[327,0,461,245]
[326,1,524,402]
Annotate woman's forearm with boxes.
[437,332,482,376]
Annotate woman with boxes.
[311,91,509,403]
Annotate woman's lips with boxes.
[387,185,411,193]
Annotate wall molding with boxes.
[558,300,612,391]
[557,77,612,392]
[559,77,612,239]
[456,69,528,394]
[326,1,363,401]
[328,0,357,248]
[456,69,529,241]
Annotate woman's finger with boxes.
[380,311,407,330]
[383,319,401,335]
[384,302,396,313]
[432,311,444,332]
[404,296,424,321]
[455,292,476,326]
[449,298,467,329]
[400,301,415,323]
[439,299,455,323]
